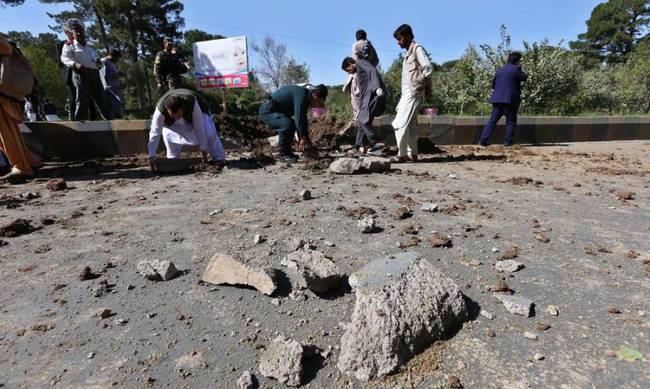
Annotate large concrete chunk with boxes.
[136,260,179,281]
[339,252,468,381]
[359,157,391,173]
[202,254,278,296]
[329,158,362,174]
[281,249,345,293]
[259,335,304,387]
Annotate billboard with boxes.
[193,36,249,89]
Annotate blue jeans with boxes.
[480,103,518,145]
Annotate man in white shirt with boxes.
[391,24,433,162]
[148,89,225,172]
[60,19,112,121]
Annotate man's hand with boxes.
[298,137,312,152]
[157,82,163,89]
[74,63,85,72]
[148,156,157,172]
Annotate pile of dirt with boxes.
[213,114,275,152]
[309,115,350,148]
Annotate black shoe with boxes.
[479,141,488,147]
[503,142,513,147]
[277,154,298,164]
[368,144,385,156]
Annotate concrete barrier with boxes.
[20,116,650,159]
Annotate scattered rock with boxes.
[524,331,538,341]
[494,294,533,317]
[485,328,496,337]
[449,375,463,388]
[533,232,550,243]
[79,266,100,281]
[627,250,639,259]
[536,322,551,331]
[259,335,304,387]
[46,178,67,191]
[136,260,179,281]
[497,245,518,260]
[358,216,377,233]
[480,310,494,320]
[338,251,468,381]
[34,243,51,254]
[533,352,545,361]
[0,219,37,238]
[494,260,523,273]
[281,249,346,293]
[93,308,112,319]
[201,254,279,296]
[391,206,412,220]
[607,307,622,314]
[616,191,635,200]
[237,371,257,389]
[253,234,266,244]
[340,205,376,219]
[299,190,312,200]
[287,238,306,252]
[429,233,452,248]
[420,202,439,212]
[489,279,514,294]
[546,305,559,316]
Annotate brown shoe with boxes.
[409,154,419,162]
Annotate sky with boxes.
[1,0,603,85]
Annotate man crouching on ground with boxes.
[258,84,328,164]
[147,88,225,172]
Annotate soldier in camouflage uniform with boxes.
[153,37,188,92]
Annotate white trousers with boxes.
[392,92,422,157]
[164,114,225,161]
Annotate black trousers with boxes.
[356,116,380,147]
[259,100,296,155]
[72,69,112,121]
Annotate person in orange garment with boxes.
[0,35,41,184]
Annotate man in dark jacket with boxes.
[341,57,385,154]
[258,84,328,163]
[154,37,188,92]
[479,51,528,146]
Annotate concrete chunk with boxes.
[136,260,179,281]
[339,251,468,381]
[495,260,523,273]
[494,294,534,317]
[259,335,304,387]
[359,157,391,173]
[421,202,439,212]
[201,254,278,296]
[281,249,345,293]
[329,158,362,174]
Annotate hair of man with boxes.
[355,29,367,41]
[393,24,414,39]
[341,57,356,70]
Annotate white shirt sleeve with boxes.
[148,108,165,157]
[99,62,108,89]
[60,44,75,68]
[415,46,433,78]
[191,101,208,152]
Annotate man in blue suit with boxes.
[479,51,528,146]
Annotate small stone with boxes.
[93,308,112,319]
[79,266,99,281]
[420,202,439,212]
[209,209,223,216]
[358,217,377,233]
[497,245,518,260]
[429,233,452,248]
[236,371,256,389]
[46,178,67,191]
[524,331,538,341]
[299,190,312,200]
[607,307,622,314]
[604,350,617,358]
[391,206,412,220]
[254,234,266,244]
[480,310,494,320]
[114,318,128,326]
[494,294,533,317]
[136,260,179,281]
[87,351,95,359]
[447,174,459,180]
[616,191,635,200]
[533,232,550,243]
[494,260,523,273]
[536,322,551,331]
[546,305,559,316]
[485,328,496,337]
[533,352,545,361]
[448,375,463,388]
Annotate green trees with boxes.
[570,0,650,65]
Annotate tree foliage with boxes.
[251,36,310,91]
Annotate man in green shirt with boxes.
[258,84,328,163]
